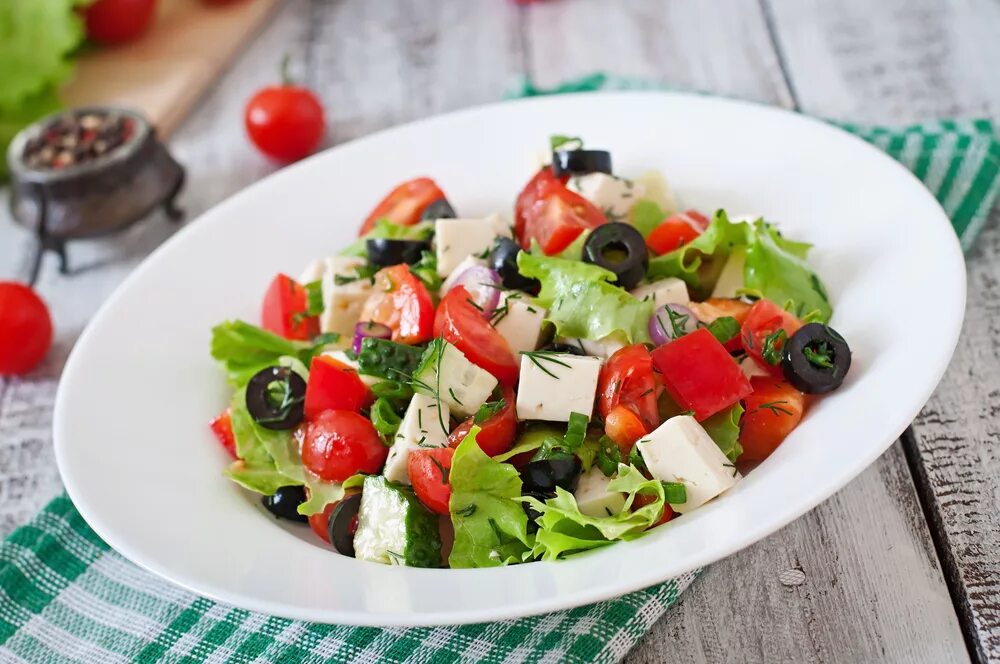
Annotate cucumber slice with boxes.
[413,339,497,418]
[353,476,441,567]
[357,338,424,380]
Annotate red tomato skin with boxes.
[304,356,373,420]
[634,492,674,528]
[308,499,336,544]
[605,404,648,453]
[740,377,805,462]
[740,299,803,378]
[360,265,435,345]
[0,282,53,376]
[447,385,517,456]
[522,178,607,254]
[359,178,446,235]
[597,344,659,430]
[651,328,752,421]
[514,167,563,242]
[84,0,157,44]
[209,408,238,459]
[434,286,519,386]
[646,210,710,255]
[408,447,455,515]
[301,410,387,482]
[245,85,325,162]
[261,274,317,341]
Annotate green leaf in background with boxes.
[339,219,434,258]
[646,209,749,298]
[629,199,668,237]
[210,320,334,386]
[701,403,745,462]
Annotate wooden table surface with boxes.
[2,1,998,662]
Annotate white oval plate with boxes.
[54,92,965,626]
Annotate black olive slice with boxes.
[551,149,612,177]
[522,491,552,534]
[488,236,538,291]
[328,492,363,557]
[245,366,306,430]
[540,342,586,356]
[421,197,457,220]
[781,323,851,394]
[261,485,308,523]
[366,238,432,269]
[582,222,648,290]
[519,457,582,495]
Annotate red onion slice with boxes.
[648,303,699,346]
[353,321,393,354]
[446,265,502,318]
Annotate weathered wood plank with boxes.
[767,0,1000,659]
[521,0,967,661]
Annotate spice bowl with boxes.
[6,106,185,280]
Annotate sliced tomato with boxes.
[646,210,710,255]
[597,344,659,430]
[304,355,373,420]
[434,286,519,385]
[447,385,517,456]
[634,491,674,528]
[409,447,455,515]
[209,408,237,459]
[359,265,435,345]
[301,410,387,482]
[308,498,337,544]
[651,327,752,421]
[740,377,805,462]
[359,177,445,235]
[514,167,564,242]
[688,298,752,352]
[740,299,803,377]
[522,178,607,254]
[261,274,318,341]
[605,404,648,453]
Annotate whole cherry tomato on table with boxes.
[0,282,53,376]
[84,0,158,45]
[245,60,326,162]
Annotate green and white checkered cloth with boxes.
[1,75,997,663]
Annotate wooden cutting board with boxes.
[62,0,280,138]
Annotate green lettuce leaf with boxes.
[297,477,345,517]
[629,199,667,237]
[224,463,292,495]
[701,403,744,462]
[448,427,531,568]
[339,219,434,258]
[517,252,652,343]
[743,220,832,323]
[646,209,749,298]
[210,320,334,386]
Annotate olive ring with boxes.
[245,365,307,430]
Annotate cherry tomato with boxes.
[209,408,237,459]
[245,81,325,162]
[605,404,648,453]
[434,286,518,385]
[740,377,805,462]
[634,492,674,528]
[514,167,564,242]
[651,327,752,421]
[301,410,387,482]
[359,178,446,235]
[261,274,317,341]
[409,447,454,515]
[304,355,373,420]
[447,385,517,456]
[359,265,435,345]
[646,210,710,255]
[84,0,157,44]
[308,498,337,544]
[740,299,802,378]
[0,282,53,376]
[597,344,659,431]
[522,178,607,254]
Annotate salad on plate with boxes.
[208,136,852,569]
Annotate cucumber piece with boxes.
[413,339,497,418]
[353,476,441,567]
[357,338,424,380]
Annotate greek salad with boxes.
[208,136,852,568]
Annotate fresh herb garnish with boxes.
[628,445,647,474]
[304,280,324,316]
[760,328,788,365]
[448,387,464,406]
[455,504,477,517]
[664,306,690,338]
[595,435,622,477]
[803,341,835,369]
[661,481,687,504]
[429,455,450,484]
[703,316,740,344]
[385,550,404,564]
[474,398,506,424]
[752,400,794,416]
[722,462,738,478]
[465,298,484,312]
[520,350,572,379]
[550,134,583,151]
[333,263,378,286]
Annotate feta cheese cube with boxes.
[710,249,746,299]
[739,356,769,380]
[321,350,381,387]
[633,170,678,215]
[382,394,451,485]
[566,173,645,221]
[298,259,326,285]
[493,292,547,354]
[440,255,486,293]
[630,277,690,310]
[414,340,497,418]
[574,466,627,518]
[435,214,511,277]
[516,353,601,422]
[556,333,628,361]
[637,415,741,513]
[300,256,373,340]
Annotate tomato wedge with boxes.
[447,385,517,456]
[261,273,318,341]
[646,210,710,255]
[308,498,337,544]
[605,404,648,453]
[740,299,802,377]
[359,177,445,235]
[522,178,607,254]
[359,265,435,345]
[409,447,454,515]
[514,167,564,242]
[209,408,237,459]
[304,355,373,420]
[740,377,805,462]
[434,286,519,386]
[597,345,659,430]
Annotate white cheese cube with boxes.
[566,173,645,221]
[637,415,741,513]
[440,255,486,294]
[321,350,381,387]
[630,277,690,310]
[710,249,746,299]
[574,466,627,518]
[304,256,372,340]
[556,333,628,361]
[414,341,497,418]
[435,214,511,277]
[634,170,678,215]
[298,259,326,285]
[382,394,451,485]
[516,353,601,422]
[739,356,769,380]
[493,292,547,354]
